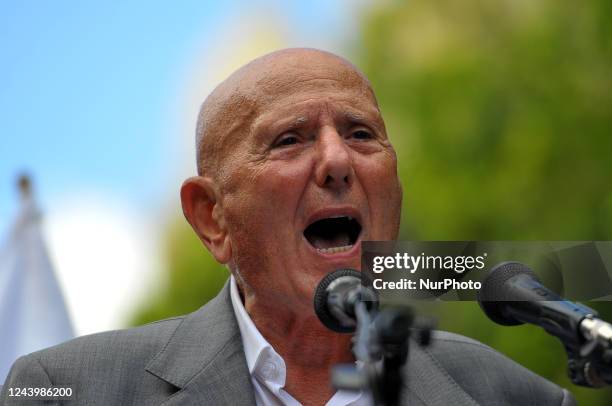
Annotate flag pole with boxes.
[17,173,32,201]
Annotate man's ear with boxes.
[180,176,231,263]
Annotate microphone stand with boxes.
[563,315,612,387]
[331,303,433,406]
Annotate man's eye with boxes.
[274,134,299,148]
[352,130,373,140]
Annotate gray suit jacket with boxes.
[1,281,575,405]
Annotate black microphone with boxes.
[314,269,379,333]
[477,262,612,351]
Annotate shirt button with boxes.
[260,361,278,380]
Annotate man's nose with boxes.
[314,128,354,190]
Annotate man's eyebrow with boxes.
[274,116,310,131]
[343,111,384,131]
[256,115,308,129]
[292,116,309,126]
[344,111,367,122]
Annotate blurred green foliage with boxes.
[358,0,612,242]
[130,219,228,326]
[355,0,612,404]
[132,0,612,403]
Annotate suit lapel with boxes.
[402,342,480,406]
[145,280,256,406]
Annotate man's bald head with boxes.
[195,48,379,179]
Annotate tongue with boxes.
[310,232,351,249]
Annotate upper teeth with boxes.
[317,245,353,254]
[326,215,353,220]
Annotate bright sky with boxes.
[0,0,364,335]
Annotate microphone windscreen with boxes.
[314,269,364,333]
[477,262,539,326]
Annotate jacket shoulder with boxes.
[423,331,575,406]
[1,317,185,405]
[36,316,184,367]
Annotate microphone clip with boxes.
[567,316,612,387]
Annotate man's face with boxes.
[216,57,402,310]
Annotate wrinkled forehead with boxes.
[197,51,380,176]
[245,57,376,104]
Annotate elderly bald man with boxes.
[1,49,574,406]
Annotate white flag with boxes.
[0,188,74,384]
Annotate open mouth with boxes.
[304,216,362,254]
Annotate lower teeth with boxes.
[317,245,353,254]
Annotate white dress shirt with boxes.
[230,276,371,406]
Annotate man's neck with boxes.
[245,294,354,405]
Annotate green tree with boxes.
[130,219,228,326]
[356,1,612,403]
